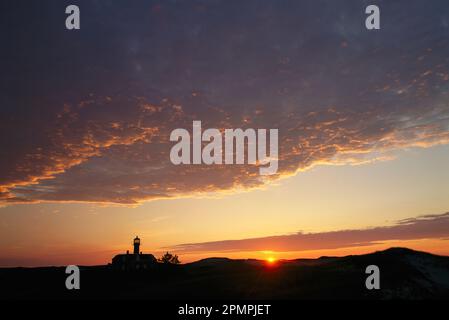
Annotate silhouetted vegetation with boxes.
[158,252,180,264]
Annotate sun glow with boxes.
[266,257,276,264]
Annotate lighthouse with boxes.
[111,236,157,271]
[133,236,140,255]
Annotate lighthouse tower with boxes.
[111,236,157,270]
[133,236,140,255]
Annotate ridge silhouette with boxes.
[1,247,448,300]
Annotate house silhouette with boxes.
[111,236,157,271]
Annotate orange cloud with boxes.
[1,92,449,205]
[167,212,449,254]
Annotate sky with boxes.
[1,0,449,266]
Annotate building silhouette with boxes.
[111,236,157,271]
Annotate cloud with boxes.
[167,212,449,253]
[1,0,449,205]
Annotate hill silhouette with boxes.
[1,247,448,300]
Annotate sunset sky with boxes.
[1,0,449,266]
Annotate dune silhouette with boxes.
[1,247,448,300]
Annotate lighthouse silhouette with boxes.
[111,236,157,270]
[133,236,140,255]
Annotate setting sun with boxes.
[266,257,277,264]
